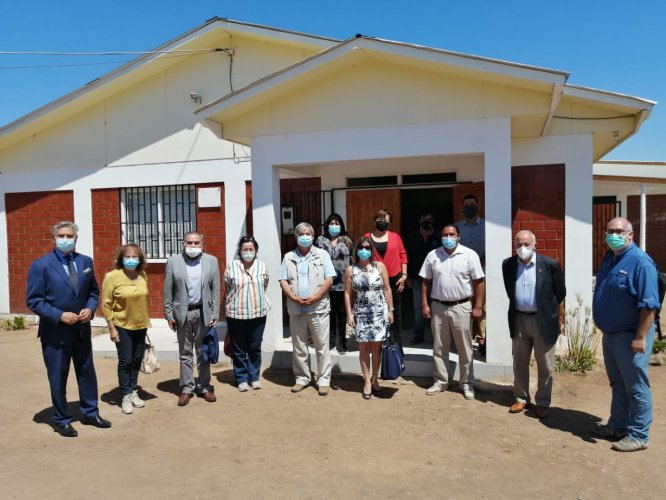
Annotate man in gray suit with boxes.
[164,231,221,406]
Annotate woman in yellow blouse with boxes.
[102,244,151,415]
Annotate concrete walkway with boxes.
[92,325,512,382]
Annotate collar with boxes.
[517,252,537,267]
[54,248,76,264]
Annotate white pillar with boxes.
[73,188,94,256]
[224,177,250,259]
[484,129,513,365]
[251,139,284,351]
[564,137,594,309]
[640,183,647,251]
[0,195,9,313]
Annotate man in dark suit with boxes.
[502,230,565,419]
[27,221,111,437]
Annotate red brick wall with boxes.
[511,164,565,266]
[628,194,666,270]
[6,191,74,313]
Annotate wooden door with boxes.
[346,189,401,241]
[452,182,485,222]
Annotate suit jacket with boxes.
[26,250,100,346]
[502,253,566,344]
[163,252,220,327]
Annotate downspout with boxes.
[640,183,647,250]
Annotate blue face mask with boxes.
[297,235,313,248]
[442,237,458,250]
[357,248,372,260]
[606,233,626,251]
[123,258,140,270]
[328,225,341,237]
[55,238,76,253]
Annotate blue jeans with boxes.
[115,326,147,396]
[227,316,266,384]
[411,276,426,337]
[602,326,655,442]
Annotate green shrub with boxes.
[555,295,600,373]
[1,316,27,331]
[654,339,666,355]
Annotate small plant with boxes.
[653,339,666,355]
[555,295,600,373]
[1,316,27,331]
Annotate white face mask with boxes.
[241,251,256,262]
[516,246,534,261]
[185,247,202,258]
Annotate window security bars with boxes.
[120,185,196,259]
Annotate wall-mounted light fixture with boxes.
[190,92,202,104]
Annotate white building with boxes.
[0,18,658,376]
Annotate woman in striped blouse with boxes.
[224,235,272,391]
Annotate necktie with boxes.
[67,255,79,293]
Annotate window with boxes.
[120,185,196,259]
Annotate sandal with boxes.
[362,391,372,400]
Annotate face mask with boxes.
[375,220,389,231]
[297,235,313,248]
[516,246,534,261]
[123,258,140,270]
[328,225,341,237]
[185,247,202,258]
[356,248,372,260]
[463,205,478,219]
[420,220,433,230]
[442,237,458,250]
[241,251,256,262]
[606,233,626,251]
[55,238,76,253]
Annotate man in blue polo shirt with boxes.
[592,217,660,452]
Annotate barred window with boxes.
[120,185,197,259]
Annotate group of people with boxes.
[27,214,658,452]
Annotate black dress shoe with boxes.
[54,423,78,438]
[81,415,112,428]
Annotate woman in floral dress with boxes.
[344,237,394,399]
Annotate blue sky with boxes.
[1,0,665,160]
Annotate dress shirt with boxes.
[457,217,485,263]
[419,245,484,301]
[185,255,202,305]
[515,253,537,312]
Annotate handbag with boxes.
[140,334,160,374]
[380,330,405,380]
[223,332,233,358]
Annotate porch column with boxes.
[224,177,250,260]
[640,183,647,250]
[250,139,283,351]
[73,188,93,256]
[0,194,8,313]
[484,136,513,365]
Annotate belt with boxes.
[187,304,202,311]
[431,297,471,306]
[515,310,537,315]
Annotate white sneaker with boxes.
[130,390,145,408]
[426,383,446,396]
[238,382,250,392]
[251,380,262,390]
[121,394,134,414]
[463,388,475,400]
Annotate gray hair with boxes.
[515,230,536,244]
[51,221,78,237]
[294,222,314,235]
[183,231,204,242]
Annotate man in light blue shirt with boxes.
[502,230,565,419]
[280,222,336,395]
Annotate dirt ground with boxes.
[0,329,664,500]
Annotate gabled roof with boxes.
[197,35,653,160]
[197,35,570,121]
[0,17,339,150]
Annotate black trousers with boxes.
[329,290,348,349]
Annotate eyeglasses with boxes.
[239,236,256,243]
[360,245,372,250]
[605,229,628,235]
